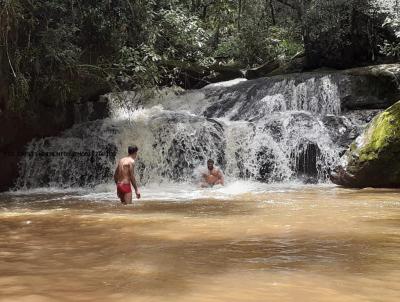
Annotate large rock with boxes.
[245,60,281,79]
[342,64,400,110]
[331,101,400,188]
[322,110,381,151]
[0,72,111,192]
[161,60,244,89]
[203,64,400,120]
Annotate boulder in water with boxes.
[331,101,400,188]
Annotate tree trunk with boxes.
[201,1,208,20]
[212,23,220,50]
[268,0,276,25]
[238,0,242,30]
[298,0,311,67]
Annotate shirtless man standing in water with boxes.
[114,145,141,204]
[201,159,224,187]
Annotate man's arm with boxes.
[129,162,141,198]
[113,163,119,184]
[218,169,224,185]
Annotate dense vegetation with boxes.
[1,0,399,112]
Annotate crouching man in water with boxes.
[201,159,224,187]
[114,145,141,204]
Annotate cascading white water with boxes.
[201,74,342,120]
[114,108,226,184]
[16,107,226,189]
[15,73,374,189]
[15,120,118,189]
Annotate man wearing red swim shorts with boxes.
[113,145,141,204]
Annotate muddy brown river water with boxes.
[0,183,399,302]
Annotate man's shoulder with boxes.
[119,157,134,166]
[120,156,134,162]
[213,167,221,173]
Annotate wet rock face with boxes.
[15,120,118,189]
[292,143,320,178]
[0,104,75,191]
[73,99,110,124]
[6,64,400,190]
[322,110,381,150]
[135,113,226,183]
[331,101,400,188]
[233,112,339,183]
[341,65,400,111]
[15,112,226,189]
[203,68,399,122]
[0,99,111,191]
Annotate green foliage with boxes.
[378,2,400,57]
[116,45,163,90]
[300,0,398,67]
[1,0,398,114]
[305,0,359,44]
[235,25,303,66]
[158,8,211,64]
[380,40,400,58]
[9,73,29,112]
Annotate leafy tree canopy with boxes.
[0,0,398,112]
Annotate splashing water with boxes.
[15,73,374,189]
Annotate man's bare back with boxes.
[115,157,135,184]
[114,146,140,204]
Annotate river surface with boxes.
[0,182,399,302]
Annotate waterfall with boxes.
[15,73,378,189]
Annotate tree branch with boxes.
[275,0,298,10]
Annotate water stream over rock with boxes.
[15,72,389,189]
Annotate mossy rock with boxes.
[331,101,400,187]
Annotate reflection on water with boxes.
[0,183,400,302]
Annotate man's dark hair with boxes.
[128,145,138,155]
[207,159,214,164]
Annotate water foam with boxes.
[14,73,369,192]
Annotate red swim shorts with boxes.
[116,183,132,195]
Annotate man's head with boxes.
[128,145,138,158]
[207,159,214,171]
